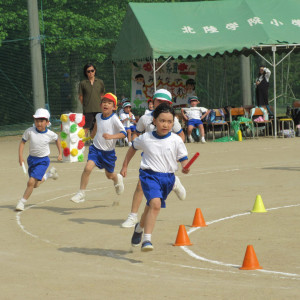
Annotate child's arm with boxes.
[103,132,126,140]
[55,139,63,161]
[91,122,97,139]
[120,146,137,177]
[181,108,188,121]
[180,159,190,174]
[18,140,26,166]
[201,109,210,120]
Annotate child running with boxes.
[121,89,186,228]
[120,103,189,251]
[71,93,126,203]
[119,102,136,147]
[181,96,210,143]
[16,108,62,211]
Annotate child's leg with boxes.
[187,125,193,137]
[198,124,206,143]
[122,179,144,228]
[143,198,161,236]
[105,170,124,195]
[71,160,96,203]
[23,177,38,200]
[127,129,132,143]
[80,160,96,190]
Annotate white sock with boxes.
[79,189,85,195]
[135,223,143,233]
[20,198,27,203]
[125,137,128,143]
[143,234,151,243]
[188,135,192,139]
[130,212,138,218]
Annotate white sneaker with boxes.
[16,200,25,211]
[114,174,124,195]
[173,176,186,200]
[49,167,59,180]
[188,135,194,143]
[201,137,206,144]
[71,191,85,203]
[121,214,138,228]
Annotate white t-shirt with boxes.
[93,113,126,151]
[136,112,182,134]
[144,109,153,115]
[120,112,136,128]
[132,131,188,173]
[22,127,58,157]
[183,107,208,120]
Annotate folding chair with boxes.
[251,107,273,137]
[229,107,254,138]
[207,109,229,140]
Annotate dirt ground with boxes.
[0,135,299,300]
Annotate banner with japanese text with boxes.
[131,61,197,108]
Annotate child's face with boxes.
[186,84,194,91]
[154,99,171,109]
[101,98,115,116]
[190,100,199,107]
[136,77,144,83]
[148,101,154,110]
[34,118,48,131]
[124,106,131,113]
[153,112,174,136]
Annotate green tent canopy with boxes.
[112,0,300,62]
[112,0,300,137]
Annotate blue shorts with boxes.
[139,169,175,208]
[88,144,116,173]
[187,119,203,127]
[27,155,50,181]
[125,125,136,132]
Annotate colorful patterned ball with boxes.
[60,132,67,140]
[78,129,85,138]
[63,147,70,156]
[70,124,77,133]
[69,114,76,122]
[78,154,84,162]
[78,115,86,127]
[78,140,85,150]
[61,141,67,149]
[60,114,68,122]
[70,148,78,156]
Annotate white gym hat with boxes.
[152,89,172,103]
[33,108,50,120]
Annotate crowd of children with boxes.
[16,87,209,252]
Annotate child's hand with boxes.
[19,158,24,166]
[57,154,62,161]
[182,167,190,174]
[102,133,112,140]
[120,166,127,177]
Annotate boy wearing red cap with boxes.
[71,93,126,203]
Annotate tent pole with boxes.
[113,62,117,96]
[272,46,277,138]
[153,59,157,92]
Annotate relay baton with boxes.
[82,136,92,142]
[22,162,27,175]
[184,152,200,169]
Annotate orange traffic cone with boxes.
[240,245,263,270]
[191,208,207,227]
[173,225,192,246]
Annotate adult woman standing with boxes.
[79,63,105,136]
[255,66,271,106]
